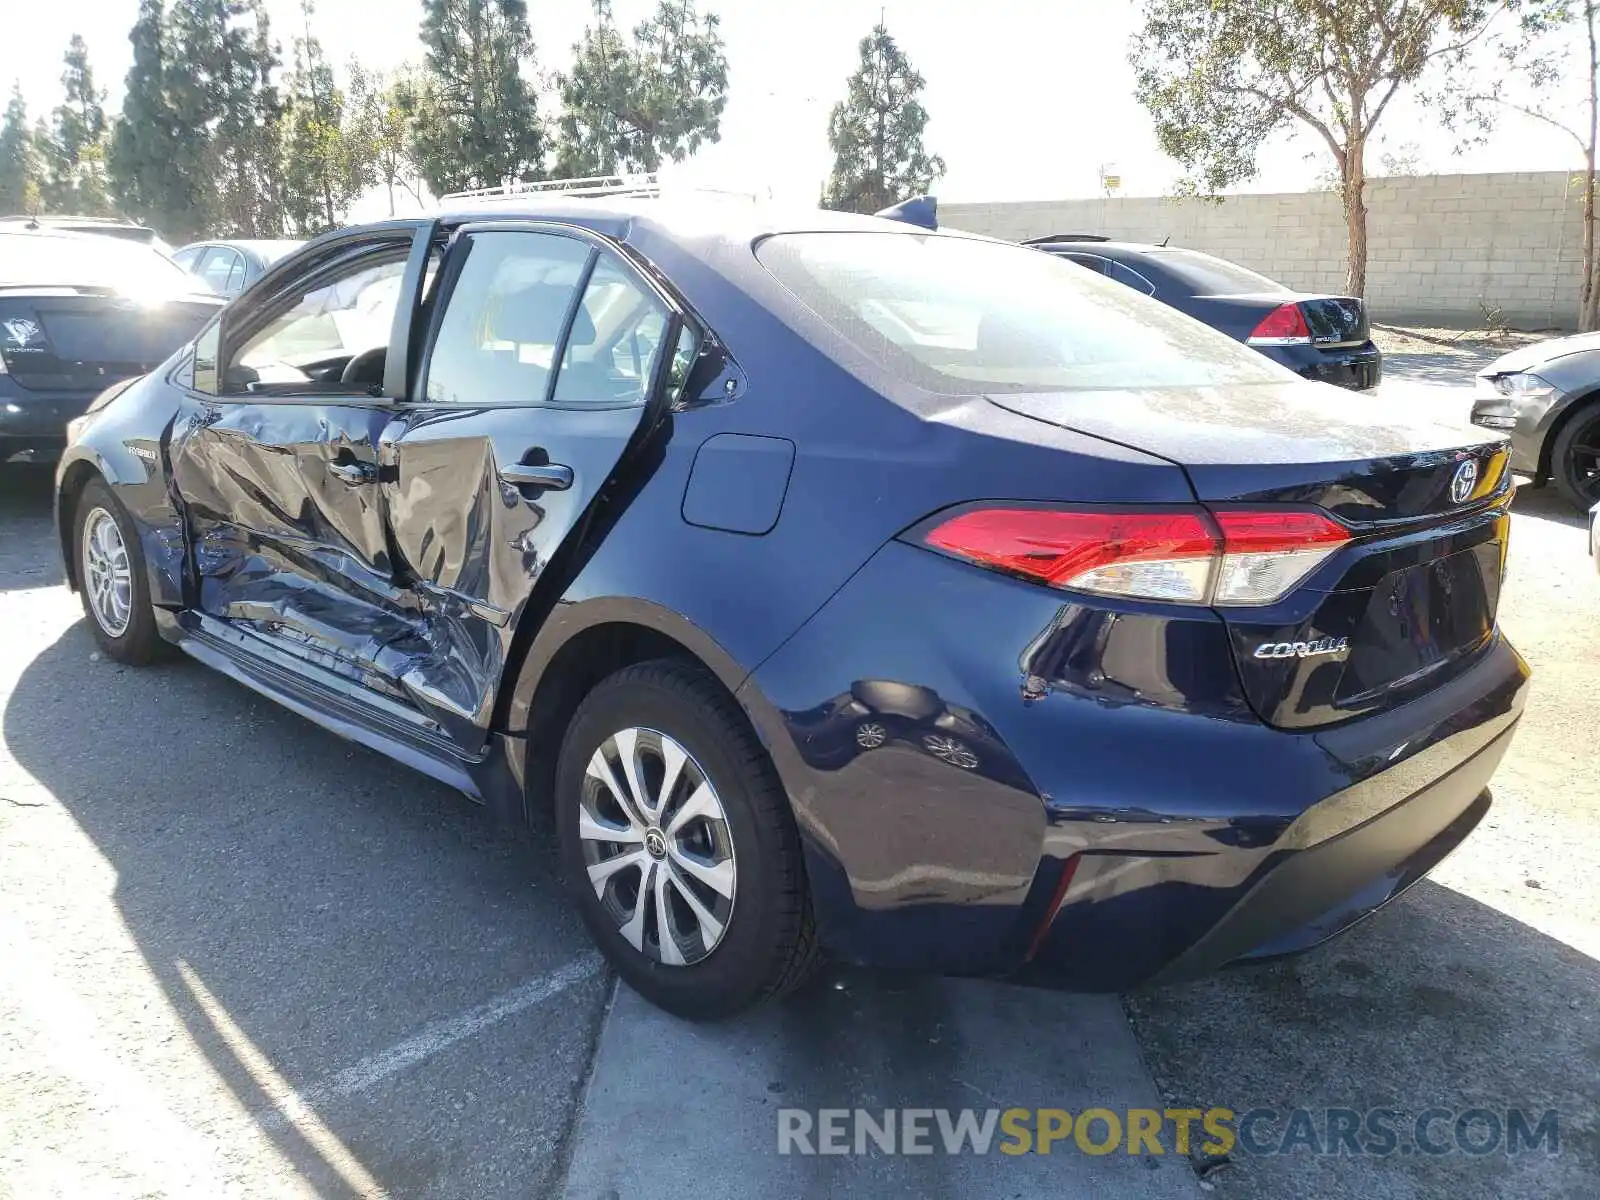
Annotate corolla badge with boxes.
[1450,458,1479,504]
[1253,636,1350,660]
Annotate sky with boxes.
[1,0,1593,215]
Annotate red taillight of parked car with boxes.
[1246,303,1312,346]
[918,506,1350,606]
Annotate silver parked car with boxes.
[171,239,304,298]
[1470,331,1600,510]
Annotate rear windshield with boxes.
[756,233,1290,394]
[1139,247,1287,296]
[0,232,199,295]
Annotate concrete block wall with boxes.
[941,171,1589,328]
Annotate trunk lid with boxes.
[1191,293,1369,346]
[987,382,1513,727]
[0,290,219,391]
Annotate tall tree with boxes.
[348,62,427,215]
[554,0,729,176]
[281,0,363,233]
[215,0,286,237]
[152,0,284,240]
[109,0,186,232]
[1131,0,1549,297]
[821,21,945,214]
[0,85,41,215]
[42,36,111,214]
[411,0,543,195]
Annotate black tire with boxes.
[1552,399,1600,511]
[72,477,164,665]
[555,659,820,1019]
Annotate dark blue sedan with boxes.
[53,196,1524,1018]
[1027,236,1383,391]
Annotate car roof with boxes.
[179,238,303,252]
[432,194,955,245]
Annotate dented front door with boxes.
[377,226,676,752]
[170,235,428,696]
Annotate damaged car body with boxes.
[56,202,1528,1019]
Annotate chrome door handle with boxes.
[328,460,376,485]
[500,462,574,491]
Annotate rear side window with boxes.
[757,233,1288,394]
[1141,248,1286,296]
[424,231,591,405]
[551,252,669,407]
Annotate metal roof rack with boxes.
[440,173,665,204]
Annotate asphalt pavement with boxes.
[1,355,1595,1199]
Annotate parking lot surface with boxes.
[1,354,1595,1198]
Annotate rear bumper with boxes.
[744,539,1528,990]
[1259,342,1382,391]
[0,380,99,460]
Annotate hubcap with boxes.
[578,727,737,966]
[922,733,980,770]
[81,507,132,638]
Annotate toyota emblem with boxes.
[1450,459,1478,504]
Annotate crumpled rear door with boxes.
[377,225,679,751]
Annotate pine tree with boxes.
[215,0,286,237]
[0,85,41,215]
[554,0,728,176]
[109,0,185,233]
[411,0,543,194]
[553,1,637,176]
[281,0,361,233]
[42,36,111,215]
[821,22,944,214]
[630,0,727,169]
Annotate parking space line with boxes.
[178,960,388,1198]
[246,953,606,1129]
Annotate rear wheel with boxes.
[1552,399,1600,511]
[555,660,820,1019]
[72,478,164,664]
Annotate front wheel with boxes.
[72,478,163,664]
[1552,399,1600,511]
[555,660,820,1019]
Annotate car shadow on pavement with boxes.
[3,622,611,1199]
[1512,484,1589,530]
[1126,881,1599,1200]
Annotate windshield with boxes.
[0,232,201,295]
[1140,247,1288,296]
[756,233,1293,394]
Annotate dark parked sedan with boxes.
[55,199,1524,1018]
[1027,237,1382,390]
[1,228,220,463]
[1470,331,1600,510]
[171,238,305,298]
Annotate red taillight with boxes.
[923,508,1218,602]
[1246,303,1311,345]
[918,506,1349,606]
